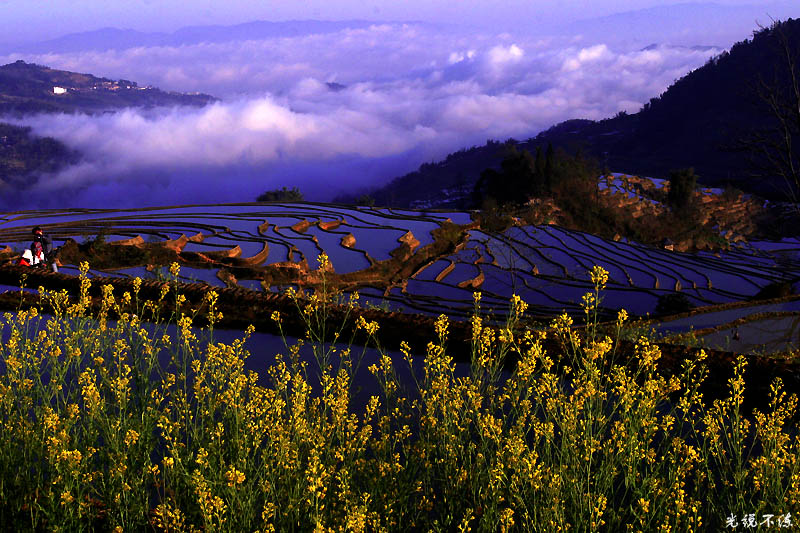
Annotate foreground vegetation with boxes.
[0,259,797,531]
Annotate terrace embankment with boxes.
[32,216,474,294]
[4,201,795,322]
[212,220,473,292]
[0,263,797,412]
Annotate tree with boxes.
[667,168,697,210]
[473,145,599,208]
[256,186,304,202]
[544,143,555,191]
[534,146,545,182]
[355,194,376,207]
[741,19,800,206]
[473,146,537,207]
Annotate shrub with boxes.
[355,194,376,207]
[256,186,303,202]
[655,292,696,316]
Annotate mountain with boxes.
[0,60,215,115]
[337,141,508,209]
[564,2,798,47]
[532,19,800,197]
[11,20,395,55]
[6,7,790,58]
[0,122,76,189]
[0,61,216,189]
[357,18,800,208]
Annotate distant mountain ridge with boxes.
[356,18,800,208]
[9,5,796,56]
[5,3,794,58]
[0,60,215,115]
[10,20,419,54]
[565,1,797,47]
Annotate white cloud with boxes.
[488,44,524,65]
[0,24,721,207]
[448,49,476,64]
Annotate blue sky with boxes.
[0,0,791,43]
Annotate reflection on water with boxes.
[2,203,800,351]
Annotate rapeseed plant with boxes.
[0,259,796,530]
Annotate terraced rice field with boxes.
[1,202,799,352]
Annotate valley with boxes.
[2,10,800,531]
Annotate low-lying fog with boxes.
[0,10,774,209]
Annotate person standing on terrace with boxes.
[31,226,57,272]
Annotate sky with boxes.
[0,1,788,42]
[0,1,797,208]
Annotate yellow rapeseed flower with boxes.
[317,252,330,271]
[590,265,609,287]
[510,294,528,315]
[435,314,449,341]
[124,429,139,447]
[196,447,208,466]
[225,466,246,487]
[5,355,21,373]
[356,315,379,336]
[61,490,74,505]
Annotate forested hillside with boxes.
[358,18,800,207]
[0,122,75,188]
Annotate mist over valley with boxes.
[1,5,783,209]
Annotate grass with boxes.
[0,258,797,531]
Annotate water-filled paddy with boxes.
[1,203,799,341]
[699,315,800,354]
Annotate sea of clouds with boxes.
[1,23,722,208]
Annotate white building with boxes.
[53,86,67,95]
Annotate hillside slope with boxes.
[359,18,800,207]
[0,122,76,187]
[0,61,216,189]
[0,60,215,115]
